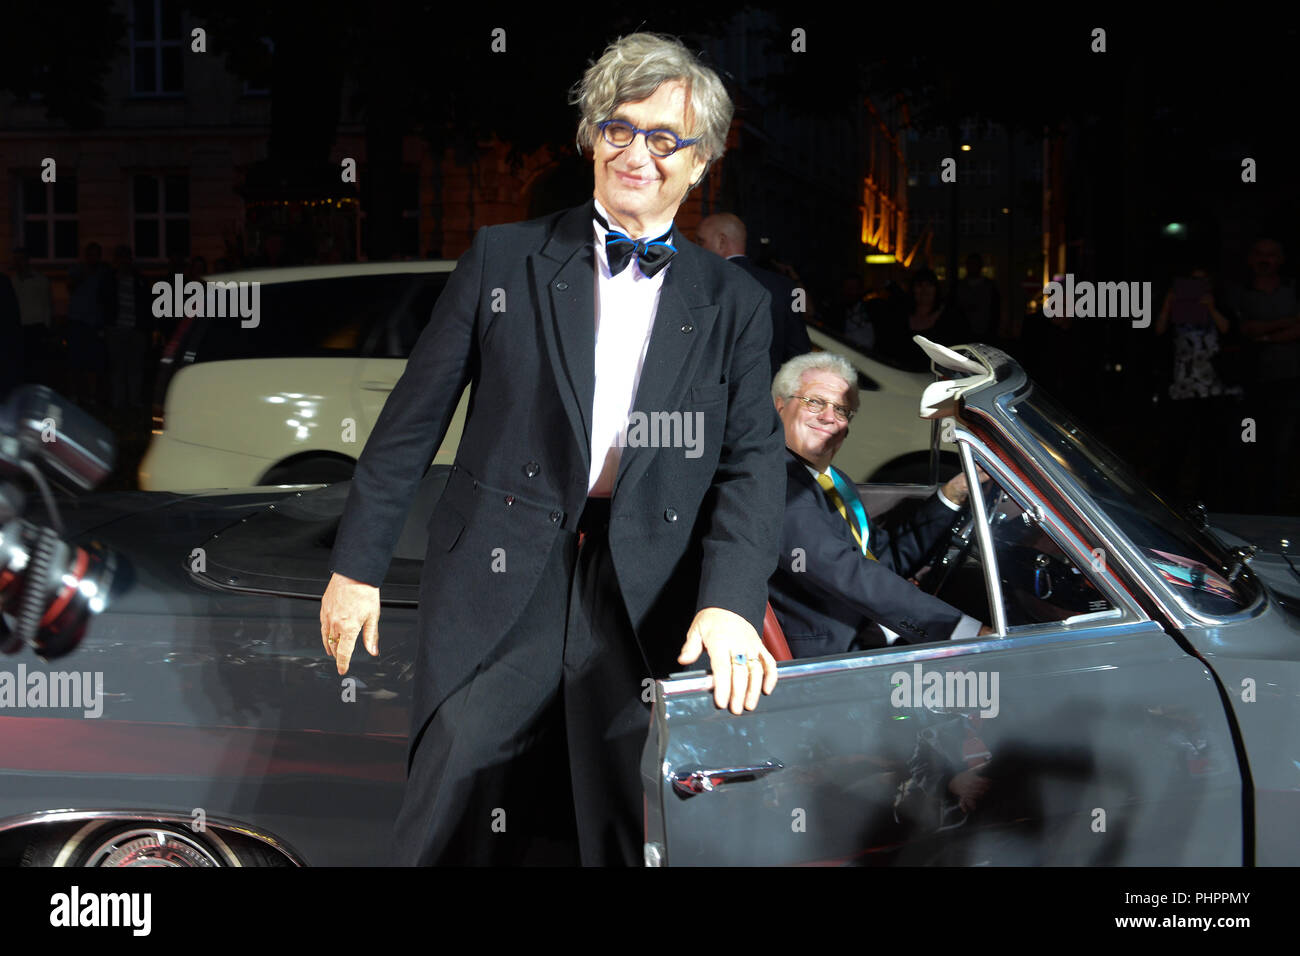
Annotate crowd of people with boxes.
[810,240,1299,514]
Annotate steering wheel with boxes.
[923,481,1007,600]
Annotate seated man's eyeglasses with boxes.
[598,119,699,158]
[793,394,855,422]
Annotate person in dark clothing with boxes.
[767,351,991,656]
[1228,237,1300,513]
[107,245,156,412]
[874,269,968,371]
[956,253,1001,345]
[698,212,812,378]
[66,242,113,408]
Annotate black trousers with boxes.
[391,500,652,866]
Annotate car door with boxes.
[643,429,1245,866]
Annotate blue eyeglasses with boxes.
[597,119,700,158]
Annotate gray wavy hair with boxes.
[570,33,733,179]
[772,352,860,412]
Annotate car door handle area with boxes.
[360,380,397,392]
[670,760,784,797]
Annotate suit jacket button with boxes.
[505,495,514,506]
[550,510,561,522]
[524,461,540,478]
[681,323,694,333]
[556,281,569,291]
[664,508,677,522]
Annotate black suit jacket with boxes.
[729,256,812,377]
[329,199,786,745]
[768,449,968,657]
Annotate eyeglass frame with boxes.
[597,119,700,158]
[790,394,856,422]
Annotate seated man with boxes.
[768,352,988,657]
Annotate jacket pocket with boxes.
[427,505,467,552]
[689,382,728,405]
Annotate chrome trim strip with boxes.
[0,808,306,866]
[960,439,1006,633]
[658,619,1167,695]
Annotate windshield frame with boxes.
[976,380,1265,626]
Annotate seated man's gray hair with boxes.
[772,352,861,412]
[570,33,734,174]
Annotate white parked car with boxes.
[141,262,464,490]
[141,262,943,491]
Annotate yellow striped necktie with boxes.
[816,472,875,559]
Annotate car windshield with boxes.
[1002,385,1262,617]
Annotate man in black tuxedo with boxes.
[698,213,812,378]
[319,33,785,866]
[767,351,990,658]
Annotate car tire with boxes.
[261,455,356,486]
[19,821,292,867]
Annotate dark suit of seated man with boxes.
[768,352,989,657]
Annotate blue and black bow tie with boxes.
[594,210,676,278]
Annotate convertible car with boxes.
[0,341,1296,866]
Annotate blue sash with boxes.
[829,468,871,557]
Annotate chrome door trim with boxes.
[658,619,1168,697]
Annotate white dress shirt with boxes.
[587,198,671,496]
[805,463,979,642]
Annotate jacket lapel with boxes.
[613,236,717,499]
[530,201,597,475]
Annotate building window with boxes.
[132,174,190,259]
[130,0,184,96]
[16,175,78,261]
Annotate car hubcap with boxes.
[83,828,220,867]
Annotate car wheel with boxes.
[20,821,291,867]
[261,455,356,486]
